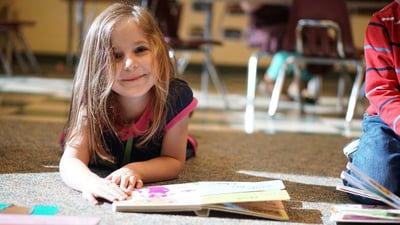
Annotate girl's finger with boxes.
[126,176,136,190]
[82,192,99,205]
[119,175,130,190]
[135,178,144,188]
[110,175,121,184]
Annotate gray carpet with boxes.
[0,117,354,224]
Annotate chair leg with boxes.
[292,60,304,114]
[246,51,271,104]
[309,75,322,101]
[201,62,209,98]
[168,49,178,75]
[246,52,259,105]
[345,61,364,122]
[204,54,230,109]
[0,50,12,76]
[268,56,295,116]
[169,49,191,77]
[0,32,13,76]
[9,33,29,74]
[15,29,41,73]
[170,48,229,109]
[337,64,351,114]
[337,73,345,113]
[244,103,255,133]
[245,51,271,133]
[176,52,190,75]
[245,51,262,133]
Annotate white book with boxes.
[112,180,290,220]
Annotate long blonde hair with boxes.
[63,3,176,163]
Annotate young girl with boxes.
[59,3,197,205]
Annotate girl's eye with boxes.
[113,52,124,61]
[135,45,149,54]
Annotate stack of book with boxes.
[332,162,400,223]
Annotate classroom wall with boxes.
[8,0,371,66]
[7,0,110,55]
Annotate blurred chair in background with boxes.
[147,0,229,108]
[249,0,364,122]
[0,20,41,76]
[243,3,291,107]
[241,2,289,54]
[0,3,40,76]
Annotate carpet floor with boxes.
[0,117,355,224]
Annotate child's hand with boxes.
[81,177,128,205]
[105,167,144,193]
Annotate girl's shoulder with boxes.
[168,78,194,102]
[166,78,196,121]
[170,78,191,90]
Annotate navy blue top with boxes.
[99,78,197,168]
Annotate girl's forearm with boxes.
[59,157,100,191]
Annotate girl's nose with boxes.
[124,55,138,71]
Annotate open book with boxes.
[112,180,290,220]
[332,162,400,223]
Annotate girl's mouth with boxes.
[123,74,145,82]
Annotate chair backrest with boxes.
[284,0,356,58]
[245,4,290,53]
[146,0,181,40]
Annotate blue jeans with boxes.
[345,113,400,204]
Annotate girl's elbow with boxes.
[171,160,185,178]
[58,157,71,181]
[177,162,185,174]
[176,161,185,177]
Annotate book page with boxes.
[198,180,285,196]
[336,185,385,202]
[113,183,202,212]
[201,190,290,205]
[205,201,289,221]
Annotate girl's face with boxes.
[111,17,157,100]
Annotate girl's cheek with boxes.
[114,64,124,76]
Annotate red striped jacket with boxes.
[365,1,400,134]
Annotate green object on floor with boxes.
[32,205,59,215]
[0,203,11,211]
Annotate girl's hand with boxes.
[81,177,128,205]
[105,167,144,193]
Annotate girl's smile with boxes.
[121,74,146,82]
